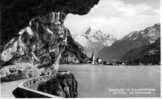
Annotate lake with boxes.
[1,64,160,97]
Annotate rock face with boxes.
[0,12,68,68]
[0,0,98,85]
[13,71,78,98]
[0,0,101,67]
[0,0,100,45]
[0,11,88,67]
[98,24,160,62]
[0,0,99,98]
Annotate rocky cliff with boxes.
[0,0,99,46]
[0,12,89,67]
[0,0,100,66]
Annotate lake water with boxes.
[60,64,160,97]
[1,64,160,97]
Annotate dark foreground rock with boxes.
[12,71,78,98]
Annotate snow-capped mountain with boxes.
[75,27,116,56]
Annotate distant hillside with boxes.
[98,24,160,62]
[121,38,160,65]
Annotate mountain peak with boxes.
[75,27,117,56]
[82,27,116,45]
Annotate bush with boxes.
[1,70,25,82]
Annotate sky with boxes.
[64,0,160,39]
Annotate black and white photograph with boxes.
[0,0,161,98]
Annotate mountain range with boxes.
[98,23,160,62]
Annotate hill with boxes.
[121,38,160,65]
[98,24,160,62]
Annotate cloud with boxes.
[121,0,160,9]
[65,0,160,39]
